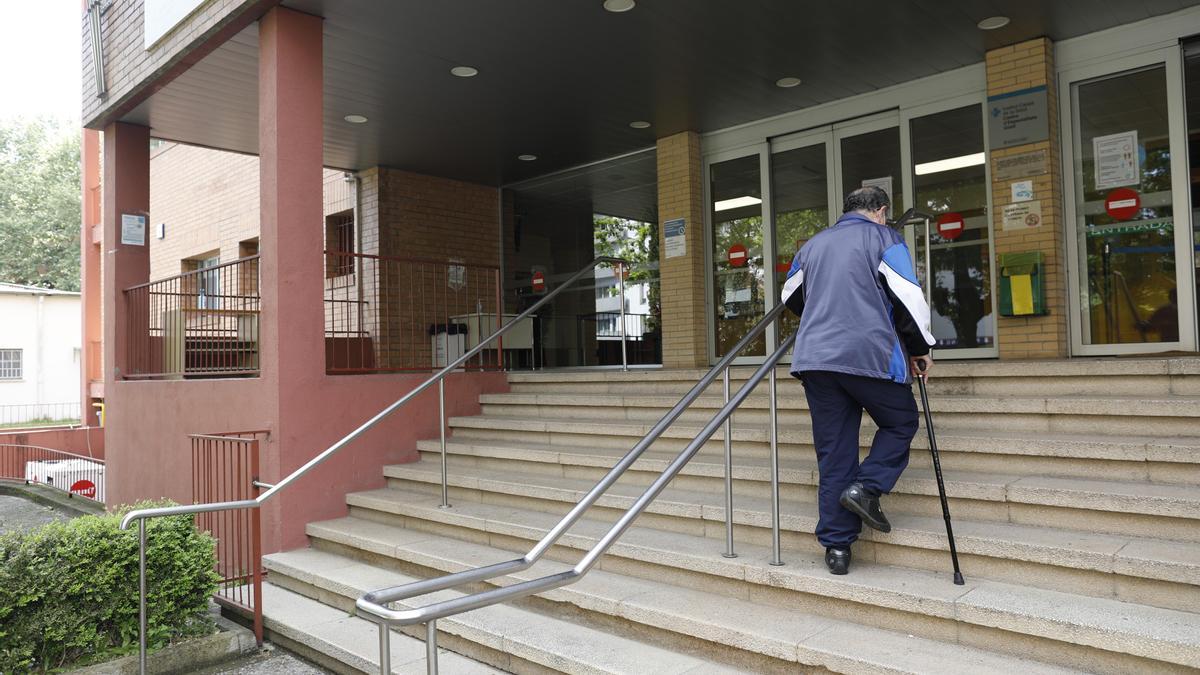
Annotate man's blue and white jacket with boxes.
[781,212,935,385]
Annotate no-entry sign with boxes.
[531,271,545,293]
[70,479,96,499]
[1105,188,1140,221]
[936,212,965,240]
[727,243,748,267]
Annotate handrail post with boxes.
[618,263,628,372]
[426,620,439,674]
[722,367,736,558]
[769,366,784,566]
[138,519,147,675]
[379,621,390,674]
[438,378,449,509]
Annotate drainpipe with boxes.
[36,294,45,415]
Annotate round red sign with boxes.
[70,479,96,499]
[775,256,791,274]
[936,212,965,241]
[1105,188,1140,221]
[727,243,748,267]
[531,271,545,293]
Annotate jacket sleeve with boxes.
[877,242,935,357]
[780,252,805,318]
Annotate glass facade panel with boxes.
[911,104,994,350]
[771,143,829,341]
[710,155,766,357]
[1072,66,1178,345]
[840,127,904,214]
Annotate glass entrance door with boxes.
[1066,57,1196,353]
[771,135,832,342]
[709,153,767,358]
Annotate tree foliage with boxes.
[0,117,81,290]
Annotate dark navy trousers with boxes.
[800,370,919,548]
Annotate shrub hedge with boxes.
[0,500,220,672]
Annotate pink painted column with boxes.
[81,128,103,425]
[258,7,325,550]
[101,122,150,386]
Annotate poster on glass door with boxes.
[1093,131,1139,191]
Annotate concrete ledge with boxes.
[68,608,259,675]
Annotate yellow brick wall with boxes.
[656,132,708,368]
[986,38,1069,358]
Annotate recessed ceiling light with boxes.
[977,16,1010,30]
[603,0,635,12]
[518,154,538,161]
[450,66,479,78]
[629,120,651,129]
[343,114,368,124]
[775,77,802,88]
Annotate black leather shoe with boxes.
[825,547,851,575]
[839,482,892,533]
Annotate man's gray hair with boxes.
[842,186,890,214]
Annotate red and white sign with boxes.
[727,243,748,267]
[936,212,965,241]
[775,256,791,274]
[531,271,546,293]
[70,479,96,499]
[1105,188,1140,221]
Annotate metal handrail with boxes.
[118,255,631,675]
[357,302,791,674]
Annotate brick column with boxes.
[986,38,1069,358]
[656,131,708,368]
[101,122,151,381]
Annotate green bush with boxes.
[0,500,220,672]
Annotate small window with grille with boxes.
[0,349,22,380]
[325,210,355,278]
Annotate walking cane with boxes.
[915,361,965,585]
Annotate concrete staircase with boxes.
[261,358,1200,673]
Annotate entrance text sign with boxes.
[1093,130,1139,191]
[121,214,147,246]
[664,218,686,259]
[987,86,1050,149]
[993,149,1048,181]
[1002,200,1042,230]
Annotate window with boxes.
[325,210,355,277]
[0,349,22,379]
[197,256,221,309]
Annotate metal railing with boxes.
[0,402,82,427]
[356,302,792,674]
[191,430,269,646]
[123,256,261,379]
[118,256,631,675]
[324,251,504,374]
[0,444,106,501]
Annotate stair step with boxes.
[386,457,1200,540]
[446,414,1200,466]
[408,439,1200,586]
[258,581,500,674]
[287,518,1081,675]
[263,547,745,675]
[333,488,1200,671]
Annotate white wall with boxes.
[0,292,81,423]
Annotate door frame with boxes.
[1059,46,1198,356]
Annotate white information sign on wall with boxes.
[1002,200,1042,230]
[1011,180,1034,202]
[144,0,210,49]
[121,214,147,246]
[1093,130,1140,191]
[663,218,686,259]
[861,176,893,203]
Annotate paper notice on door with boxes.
[1011,274,1035,315]
[1093,130,1139,191]
[861,176,893,203]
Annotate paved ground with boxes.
[191,644,332,674]
[0,494,72,535]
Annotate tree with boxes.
[0,117,81,290]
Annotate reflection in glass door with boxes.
[710,154,766,357]
[1071,65,1182,347]
[771,141,830,341]
[910,104,996,353]
[1183,44,1200,344]
[839,125,904,214]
